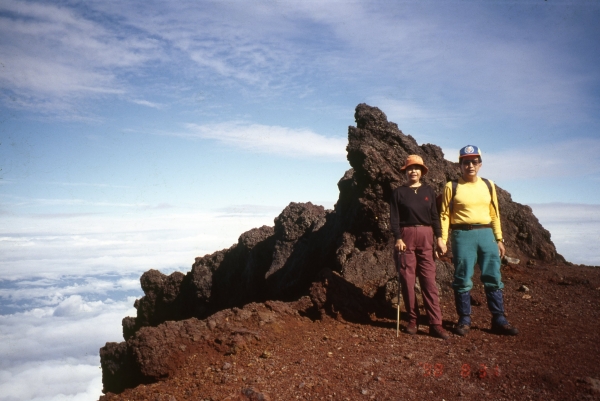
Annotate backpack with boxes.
[436,178,498,216]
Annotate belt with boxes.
[400,224,428,227]
[451,223,492,230]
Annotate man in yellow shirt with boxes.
[439,145,518,336]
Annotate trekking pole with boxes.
[396,251,404,337]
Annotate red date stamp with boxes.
[417,362,444,377]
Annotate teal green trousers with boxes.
[451,228,503,293]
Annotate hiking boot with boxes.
[454,324,470,336]
[485,289,519,335]
[491,322,519,336]
[454,291,472,336]
[405,321,418,335]
[430,325,450,340]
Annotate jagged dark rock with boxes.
[100,103,564,394]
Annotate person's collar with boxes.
[460,175,479,184]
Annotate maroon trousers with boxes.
[395,226,443,325]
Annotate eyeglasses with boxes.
[461,159,481,166]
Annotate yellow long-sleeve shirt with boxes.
[439,177,502,243]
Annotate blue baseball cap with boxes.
[459,145,482,159]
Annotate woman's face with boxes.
[405,165,422,183]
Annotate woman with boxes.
[390,155,449,339]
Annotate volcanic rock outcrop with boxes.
[100,104,564,394]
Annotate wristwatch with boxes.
[497,238,504,243]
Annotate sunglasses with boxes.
[461,159,481,166]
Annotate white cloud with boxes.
[0,292,136,401]
[0,208,280,280]
[130,99,164,109]
[180,122,347,159]
[52,295,94,317]
[0,276,141,311]
[0,359,103,401]
[0,0,161,112]
[530,203,600,266]
[0,202,286,401]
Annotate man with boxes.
[439,145,518,336]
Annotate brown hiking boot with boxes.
[454,324,470,336]
[405,321,418,335]
[430,325,450,340]
[492,323,519,336]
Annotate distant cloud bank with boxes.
[531,203,600,266]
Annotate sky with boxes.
[0,0,599,400]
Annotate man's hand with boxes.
[498,241,506,258]
[435,237,447,258]
[395,239,406,253]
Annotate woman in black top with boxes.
[390,155,449,339]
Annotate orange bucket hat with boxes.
[400,154,428,175]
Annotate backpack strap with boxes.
[449,179,458,213]
[481,177,499,217]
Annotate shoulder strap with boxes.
[449,179,458,213]
[481,178,498,216]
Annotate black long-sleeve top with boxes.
[389,184,442,240]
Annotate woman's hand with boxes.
[436,237,447,257]
[395,239,406,253]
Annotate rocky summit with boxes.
[100,104,565,395]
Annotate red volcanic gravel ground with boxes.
[100,263,600,401]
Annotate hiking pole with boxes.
[396,250,404,337]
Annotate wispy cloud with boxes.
[0,0,161,113]
[130,99,164,109]
[1,0,598,126]
[175,122,347,159]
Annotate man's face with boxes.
[460,156,481,179]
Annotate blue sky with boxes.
[1,1,600,400]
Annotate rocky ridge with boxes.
[100,104,565,395]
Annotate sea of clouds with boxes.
[0,208,280,401]
[0,203,598,401]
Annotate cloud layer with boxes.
[531,203,600,266]
[0,208,280,280]
[0,289,136,401]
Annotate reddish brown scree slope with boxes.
[100,262,600,401]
